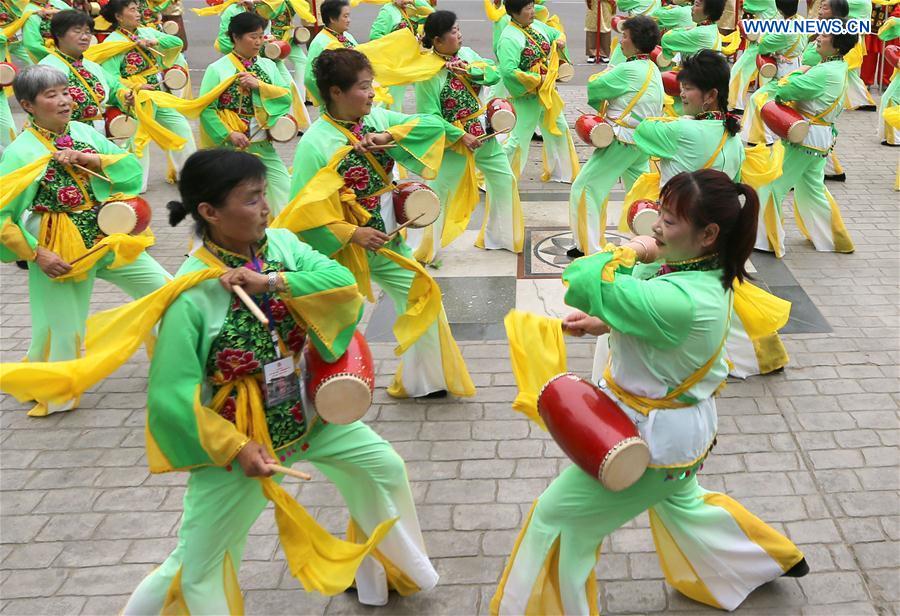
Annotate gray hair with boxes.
[13,65,69,105]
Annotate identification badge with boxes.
[263,357,300,408]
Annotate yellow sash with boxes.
[609,62,655,128]
[702,130,730,169]
[51,51,107,112]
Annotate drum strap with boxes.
[702,130,730,169]
[324,114,395,193]
[52,52,106,111]
[800,73,848,126]
[26,126,95,208]
[603,293,733,416]
[611,63,655,128]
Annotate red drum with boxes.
[761,100,809,144]
[485,97,516,134]
[0,62,17,87]
[162,65,189,91]
[88,1,100,14]
[161,19,179,35]
[292,26,311,44]
[651,46,671,68]
[303,330,374,424]
[575,114,614,148]
[89,34,99,46]
[538,373,650,492]
[267,114,298,141]
[611,14,626,33]
[263,39,291,60]
[556,61,575,83]
[756,54,777,79]
[627,199,660,236]
[97,197,152,235]
[886,45,900,69]
[104,106,137,139]
[393,181,440,228]
[661,70,680,96]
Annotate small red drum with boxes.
[611,14,626,33]
[97,197,152,235]
[761,100,809,144]
[205,0,224,5]
[393,181,440,228]
[89,34,99,46]
[161,19,179,35]
[651,46,671,68]
[556,61,575,82]
[661,70,680,96]
[264,39,291,60]
[104,106,137,139]
[886,45,900,69]
[0,62,17,87]
[575,114,614,148]
[627,199,660,236]
[538,373,650,492]
[162,65,189,91]
[88,1,100,14]
[267,114,298,142]
[292,26,311,44]
[303,330,374,424]
[486,97,516,134]
[756,54,777,79]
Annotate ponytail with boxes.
[721,182,760,288]
[167,200,189,227]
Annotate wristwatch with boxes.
[267,272,279,293]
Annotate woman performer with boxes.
[878,10,899,149]
[0,33,15,154]
[94,0,196,190]
[304,0,356,105]
[199,11,293,211]
[1,0,33,66]
[632,49,789,378]
[286,48,477,399]
[657,0,726,65]
[369,0,434,113]
[21,0,70,62]
[605,0,661,66]
[0,65,170,416]
[39,10,131,133]
[497,0,579,183]
[120,149,439,611]
[844,0,877,110]
[492,169,808,614]
[754,31,856,257]
[568,16,664,258]
[410,10,523,264]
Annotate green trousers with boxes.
[503,94,579,183]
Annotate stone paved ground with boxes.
[1,79,899,614]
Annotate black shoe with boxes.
[419,389,448,399]
[857,105,876,112]
[881,140,900,147]
[824,173,846,182]
[566,247,585,259]
[14,260,28,270]
[297,130,304,138]
[782,557,809,578]
[304,99,314,107]
[531,132,543,142]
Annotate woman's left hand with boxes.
[355,131,393,153]
[562,310,610,337]
[237,72,260,91]
[54,149,101,170]
[219,267,271,294]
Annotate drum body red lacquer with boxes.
[885,45,899,69]
[538,373,650,492]
[96,197,152,235]
[761,101,809,143]
[264,40,292,61]
[755,54,777,79]
[392,181,440,228]
[650,46,671,68]
[303,330,374,424]
[575,114,614,148]
[627,199,660,236]
[104,106,137,139]
[661,70,680,96]
[485,98,516,134]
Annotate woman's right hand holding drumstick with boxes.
[562,309,610,337]
[351,226,390,251]
[236,440,276,477]
[218,267,270,294]
[34,247,72,278]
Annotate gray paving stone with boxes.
[453,504,520,531]
[604,580,667,613]
[798,572,870,604]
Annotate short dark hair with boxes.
[832,29,858,56]
[422,10,456,49]
[50,10,93,43]
[678,49,741,135]
[321,0,349,27]
[503,0,534,18]
[775,0,798,17]
[827,0,849,17]
[622,15,659,53]
[701,0,725,22]
[167,150,267,235]
[314,48,372,106]
[228,11,267,41]
[100,0,138,27]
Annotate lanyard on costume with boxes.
[609,62,655,127]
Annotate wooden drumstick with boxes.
[69,244,105,266]
[232,285,270,325]
[268,464,312,480]
[147,46,166,58]
[576,106,592,116]
[386,212,426,240]
[365,143,396,151]
[477,128,510,142]
[72,163,111,182]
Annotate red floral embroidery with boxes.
[286,326,306,353]
[220,397,237,422]
[469,122,485,136]
[55,134,74,148]
[0,12,9,22]
[82,105,100,118]
[93,83,106,97]
[455,108,470,120]
[268,299,288,323]
[57,185,84,207]
[43,167,56,183]
[68,86,87,103]
[359,194,380,211]
[523,47,535,57]
[216,348,261,380]
[219,92,233,106]
[449,77,465,91]
[125,50,143,66]
[289,401,304,423]
[343,165,370,191]
[540,41,551,53]
[442,97,457,110]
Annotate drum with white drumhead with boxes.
[162,66,189,91]
[392,182,440,228]
[97,197,152,236]
[267,114,298,142]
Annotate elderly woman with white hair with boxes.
[0,64,171,417]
